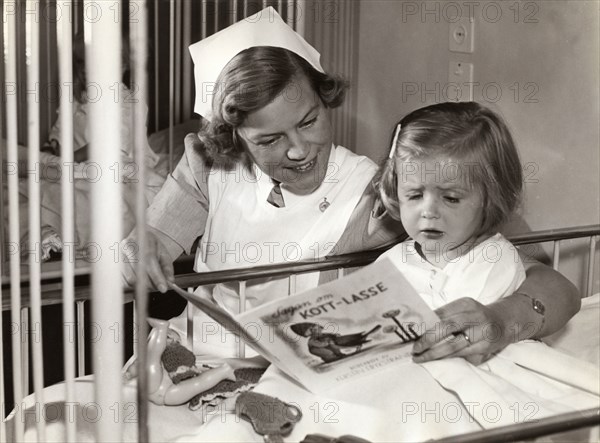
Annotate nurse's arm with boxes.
[123,133,211,292]
[412,256,580,364]
[497,255,580,339]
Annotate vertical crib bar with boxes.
[288,274,297,295]
[85,3,124,439]
[343,1,351,146]
[0,262,5,440]
[324,0,335,132]
[4,2,25,438]
[232,0,238,23]
[201,0,208,38]
[589,426,600,443]
[295,0,306,36]
[44,0,53,133]
[131,1,150,440]
[214,0,220,34]
[285,0,293,26]
[76,301,85,376]
[26,2,47,437]
[174,0,182,124]
[57,2,77,440]
[154,0,159,131]
[552,240,560,270]
[73,0,80,35]
[182,0,192,119]
[0,8,5,267]
[586,236,597,298]
[20,308,29,395]
[238,281,246,358]
[337,268,344,279]
[168,0,175,172]
[187,288,195,349]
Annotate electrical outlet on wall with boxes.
[449,16,474,53]
[448,61,474,102]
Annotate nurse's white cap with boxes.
[189,6,324,121]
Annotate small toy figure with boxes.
[145,318,237,405]
[291,322,382,363]
[124,318,267,406]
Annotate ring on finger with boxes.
[461,332,472,346]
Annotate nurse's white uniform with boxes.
[168,145,377,356]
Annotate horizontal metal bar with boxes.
[508,224,600,245]
[2,286,135,311]
[1,260,92,285]
[173,250,384,288]
[432,407,600,443]
[3,225,599,310]
[167,224,600,291]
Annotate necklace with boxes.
[319,197,330,212]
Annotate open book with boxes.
[170,258,440,392]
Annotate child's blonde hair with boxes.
[376,102,523,236]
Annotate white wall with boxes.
[355,0,599,293]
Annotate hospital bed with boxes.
[1,224,599,442]
[1,0,599,441]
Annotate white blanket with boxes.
[5,296,600,442]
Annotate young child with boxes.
[41,32,163,199]
[32,32,166,260]
[376,102,526,310]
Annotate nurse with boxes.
[122,8,579,362]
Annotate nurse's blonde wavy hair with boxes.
[375,102,523,236]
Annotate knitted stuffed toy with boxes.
[188,367,267,410]
[160,339,206,384]
[157,327,267,410]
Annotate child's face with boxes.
[396,157,484,262]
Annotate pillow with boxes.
[543,293,600,367]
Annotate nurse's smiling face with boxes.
[236,74,333,195]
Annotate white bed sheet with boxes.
[5,295,600,442]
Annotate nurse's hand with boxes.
[121,229,174,293]
[411,298,513,365]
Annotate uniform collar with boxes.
[254,144,338,208]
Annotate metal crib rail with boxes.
[432,406,600,443]
[1,224,599,443]
[2,224,599,310]
[172,223,600,290]
[508,224,600,245]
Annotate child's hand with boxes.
[412,298,509,365]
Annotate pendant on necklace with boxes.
[319,197,330,212]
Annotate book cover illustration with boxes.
[236,258,440,392]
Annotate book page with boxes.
[236,258,440,392]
